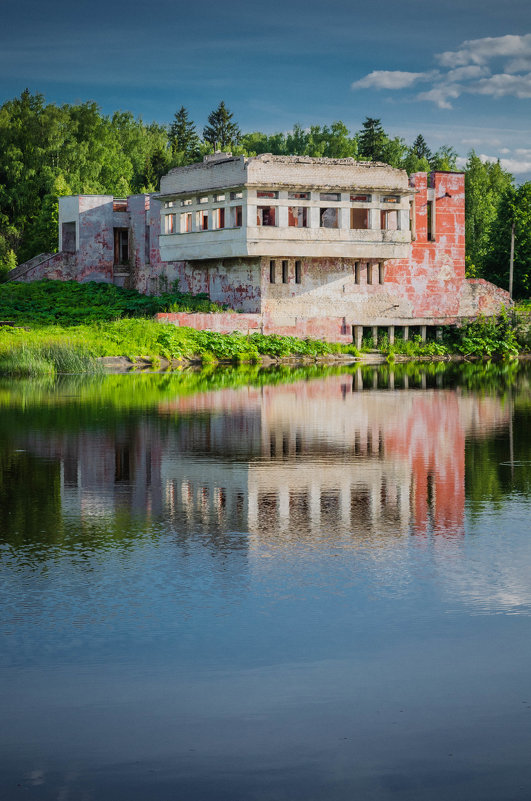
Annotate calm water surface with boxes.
[0,362,530,800]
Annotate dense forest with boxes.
[0,90,529,297]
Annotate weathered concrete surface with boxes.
[155,311,262,334]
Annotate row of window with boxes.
[163,191,401,209]
[164,206,402,234]
[268,260,385,285]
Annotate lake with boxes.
[0,362,530,800]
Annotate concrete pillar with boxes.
[278,205,289,228]
[354,325,363,350]
[436,327,443,341]
[403,325,409,341]
[340,205,350,230]
[309,196,320,229]
[420,325,427,342]
[372,325,378,347]
[388,325,395,345]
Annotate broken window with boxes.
[164,214,175,234]
[320,207,339,228]
[282,260,288,283]
[213,207,225,229]
[213,193,225,202]
[295,260,302,284]
[257,206,276,226]
[351,193,371,202]
[197,196,208,204]
[232,206,243,227]
[164,200,175,208]
[180,212,193,233]
[197,210,209,231]
[230,190,243,200]
[288,191,310,199]
[113,228,129,265]
[269,260,276,283]
[381,210,398,230]
[257,190,278,199]
[320,192,341,201]
[350,208,369,229]
[181,198,193,206]
[113,199,127,212]
[62,221,76,252]
[381,195,399,203]
[288,206,308,227]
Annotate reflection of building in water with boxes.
[11,374,510,542]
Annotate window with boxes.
[181,212,192,233]
[282,260,288,283]
[381,210,398,230]
[213,193,225,202]
[288,206,308,227]
[197,196,208,204]
[197,210,208,231]
[213,207,225,229]
[288,191,310,199]
[232,205,243,227]
[350,208,369,229]
[164,214,175,234]
[381,195,399,203]
[354,262,360,284]
[62,221,76,252]
[427,200,435,241]
[230,190,243,200]
[164,200,175,208]
[320,207,339,228]
[295,260,302,284]
[181,198,193,206]
[320,192,340,201]
[257,190,278,198]
[379,263,385,284]
[269,260,276,283]
[350,193,371,202]
[113,228,129,264]
[367,263,373,285]
[257,206,276,226]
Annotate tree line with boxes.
[0,91,528,296]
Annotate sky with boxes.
[1,0,530,177]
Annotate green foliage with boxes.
[0,280,226,325]
[169,106,200,163]
[202,101,241,150]
[452,314,520,357]
[0,341,100,377]
[484,183,531,298]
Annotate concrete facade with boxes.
[8,154,511,341]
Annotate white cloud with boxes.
[446,65,489,81]
[351,70,430,90]
[436,34,531,68]
[475,152,531,175]
[473,72,531,98]
[416,84,463,109]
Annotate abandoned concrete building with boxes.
[9,153,510,343]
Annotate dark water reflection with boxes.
[0,362,530,800]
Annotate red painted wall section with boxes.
[386,172,466,319]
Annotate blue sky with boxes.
[1,0,530,176]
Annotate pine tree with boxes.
[202,101,241,150]
[411,134,431,161]
[169,106,200,161]
[357,117,388,162]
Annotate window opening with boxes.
[288,206,308,227]
[213,193,225,202]
[427,200,434,241]
[367,263,373,285]
[257,190,278,198]
[320,192,340,201]
[379,263,385,284]
[320,207,339,228]
[230,190,243,200]
[269,260,276,283]
[197,196,208,204]
[381,195,399,203]
[257,206,276,226]
[113,228,129,264]
[181,212,193,233]
[354,262,360,284]
[381,210,398,230]
[181,198,193,206]
[288,191,310,199]
[197,210,208,230]
[232,206,242,227]
[350,193,371,202]
[295,260,302,284]
[213,207,225,229]
[164,214,175,234]
[282,260,288,283]
[62,221,76,252]
[350,208,369,229]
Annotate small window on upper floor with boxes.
[164,200,175,208]
[320,207,339,228]
[181,198,193,207]
[282,260,288,283]
[257,206,276,226]
[320,192,341,201]
[351,193,371,202]
[213,207,225,229]
[295,260,302,284]
[288,207,308,227]
[381,210,399,231]
[213,193,225,202]
[197,196,208,204]
[288,191,310,200]
[257,190,278,199]
[164,214,175,234]
[269,260,276,283]
[232,206,243,227]
[230,190,243,200]
[350,208,369,229]
[180,212,193,233]
[197,209,209,230]
[381,195,399,203]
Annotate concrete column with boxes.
[399,208,409,231]
[340,205,350,230]
[403,325,409,341]
[278,205,289,229]
[388,325,395,345]
[370,207,380,230]
[420,325,427,342]
[372,325,378,347]
[247,204,257,227]
[436,327,443,341]
[354,325,363,350]
[309,203,320,230]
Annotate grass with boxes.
[0,341,101,377]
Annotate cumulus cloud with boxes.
[351,70,430,90]
[351,33,531,109]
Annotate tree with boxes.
[202,101,241,150]
[357,117,389,162]
[484,182,531,298]
[169,106,200,162]
[430,145,458,171]
[411,134,431,161]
